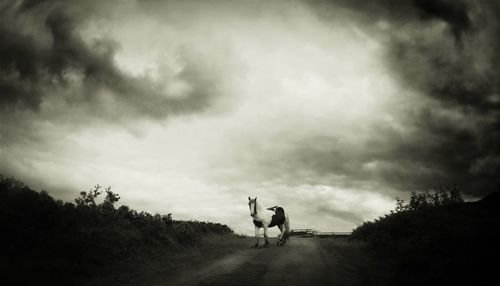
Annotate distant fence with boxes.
[290,229,351,237]
[290,229,315,236]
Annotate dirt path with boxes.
[156,237,334,286]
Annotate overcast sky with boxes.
[1,0,499,235]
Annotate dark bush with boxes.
[351,188,500,285]
[0,175,234,285]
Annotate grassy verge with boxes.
[318,237,392,286]
[93,234,252,285]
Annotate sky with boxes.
[1,0,499,235]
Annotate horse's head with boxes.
[248,196,258,217]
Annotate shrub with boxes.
[0,175,234,285]
[351,187,499,285]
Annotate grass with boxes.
[93,234,252,285]
[318,237,392,286]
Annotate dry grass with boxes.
[92,234,253,285]
[317,237,391,286]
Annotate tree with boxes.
[102,186,120,210]
[75,185,102,207]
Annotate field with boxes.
[115,236,390,286]
[95,234,251,285]
[2,176,499,285]
[126,236,361,286]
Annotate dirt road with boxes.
[164,237,334,286]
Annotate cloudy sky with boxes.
[1,0,499,234]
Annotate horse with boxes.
[248,197,290,247]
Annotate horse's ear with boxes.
[255,197,257,201]
[248,196,251,201]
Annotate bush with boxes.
[351,187,500,285]
[0,175,234,285]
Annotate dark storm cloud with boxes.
[0,0,219,119]
[298,0,500,196]
[384,0,500,196]
[311,0,499,110]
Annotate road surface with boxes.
[163,237,335,286]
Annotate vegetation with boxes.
[0,175,234,285]
[352,187,500,285]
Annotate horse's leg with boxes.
[263,225,270,247]
[253,226,259,248]
[277,225,284,246]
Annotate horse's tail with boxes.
[284,211,291,241]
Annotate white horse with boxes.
[248,197,290,247]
